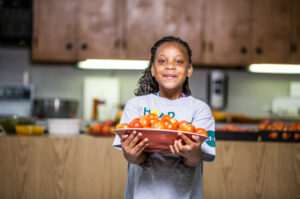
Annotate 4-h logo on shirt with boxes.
[206,130,215,147]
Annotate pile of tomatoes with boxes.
[116,113,208,136]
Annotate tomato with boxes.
[195,128,208,136]
[294,133,300,140]
[161,114,171,122]
[178,120,189,130]
[282,132,291,140]
[116,123,131,129]
[139,115,150,128]
[180,124,195,133]
[129,118,143,128]
[147,113,159,120]
[90,123,102,134]
[268,132,279,139]
[169,118,179,129]
[162,119,176,130]
[151,120,164,129]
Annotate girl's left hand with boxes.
[169,133,204,167]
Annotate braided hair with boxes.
[134,36,192,96]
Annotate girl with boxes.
[113,36,215,199]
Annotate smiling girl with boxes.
[113,36,215,199]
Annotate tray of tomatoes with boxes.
[114,113,208,153]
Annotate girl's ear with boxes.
[187,64,193,78]
[151,64,155,77]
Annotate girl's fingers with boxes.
[128,132,142,148]
[192,135,201,143]
[178,133,193,145]
[134,138,149,154]
[173,140,181,154]
[121,134,129,142]
[169,145,175,154]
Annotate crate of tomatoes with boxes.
[114,113,209,153]
[259,120,300,142]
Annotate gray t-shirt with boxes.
[113,94,216,199]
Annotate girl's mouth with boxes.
[163,74,177,80]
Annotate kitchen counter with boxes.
[0,135,299,199]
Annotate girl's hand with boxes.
[121,131,149,164]
[169,133,205,167]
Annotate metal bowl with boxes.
[32,98,79,119]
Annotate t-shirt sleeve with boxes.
[112,97,141,150]
[192,101,216,162]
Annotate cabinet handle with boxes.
[122,40,127,49]
[209,42,213,52]
[290,43,297,53]
[81,43,88,50]
[240,46,247,54]
[256,47,262,55]
[114,39,120,48]
[66,43,72,50]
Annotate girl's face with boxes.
[151,42,193,96]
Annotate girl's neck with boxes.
[157,89,184,100]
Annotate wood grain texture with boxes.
[251,0,291,63]
[32,0,77,62]
[202,0,252,66]
[203,141,300,199]
[0,137,299,199]
[0,136,127,199]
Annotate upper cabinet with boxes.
[32,0,77,62]
[251,0,291,63]
[202,0,251,66]
[32,0,300,66]
[77,0,122,60]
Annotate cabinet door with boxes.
[202,0,251,66]
[124,0,164,60]
[290,0,300,63]
[251,0,291,63]
[78,0,121,60]
[162,0,205,64]
[32,0,77,62]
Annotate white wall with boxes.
[1,47,299,117]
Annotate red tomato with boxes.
[129,118,143,128]
[195,128,208,136]
[89,123,102,134]
[162,119,176,130]
[116,123,131,129]
[282,132,291,140]
[151,120,164,129]
[161,114,171,122]
[147,113,159,120]
[178,120,189,130]
[268,132,279,139]
[181,124,195,133]
[139,115,150,128]
[169,118,179,129]
[294,133,300,140]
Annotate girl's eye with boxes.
[176,60,184,64]
[158,59,166,64]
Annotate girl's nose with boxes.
[166,64,175,70]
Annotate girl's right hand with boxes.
[121,131,149,164]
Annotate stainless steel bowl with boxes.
[32,98,79,119]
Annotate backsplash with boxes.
[1,47,299,117]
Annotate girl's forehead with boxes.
[156,42,187,57]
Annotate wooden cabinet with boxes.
[202,0,297,66]
[124,0,204,63]
[290,0,300,63]
[32,0,299,65]
[77,0,122,60]
[32,0,77,62]
[251,0,291,63]
[202,0,251,66]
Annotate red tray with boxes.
[114,128,208,153]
